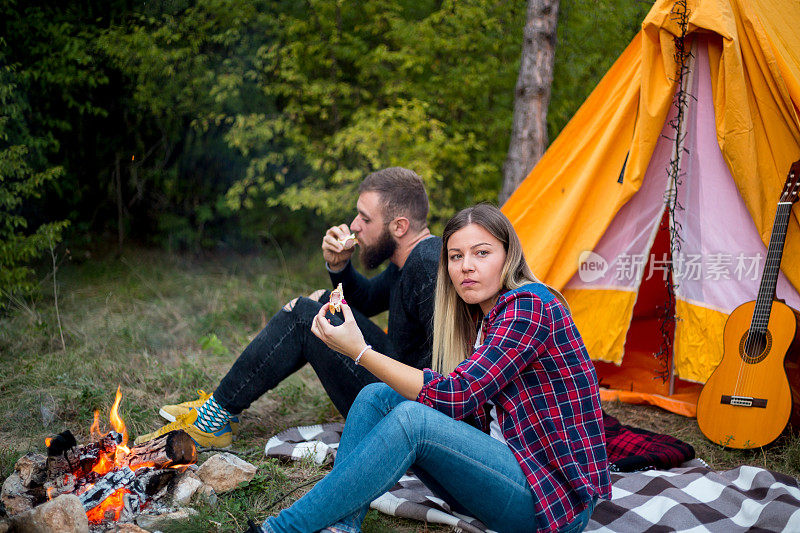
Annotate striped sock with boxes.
[194,395,232,433]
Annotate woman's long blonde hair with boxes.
[431,204,565,374]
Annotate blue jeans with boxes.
[262,383,595,533]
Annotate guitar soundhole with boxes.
[738,330,772,364]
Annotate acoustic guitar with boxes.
[697,159,800,449]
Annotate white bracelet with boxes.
[354,344,372,366]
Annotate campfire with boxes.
[2,387,198,529]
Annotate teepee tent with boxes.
[503,0,800,416]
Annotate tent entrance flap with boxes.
[593,209,702,417]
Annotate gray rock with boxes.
[1,473,35,516]
[196,453,256,493]
[11,494,89,533]
[170,472,203,505]
[15,453,47,488]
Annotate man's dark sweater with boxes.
[329,236,441,369]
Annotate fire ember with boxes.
[1,387,198,530]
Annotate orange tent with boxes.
[503,0,800,416]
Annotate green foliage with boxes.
[0,145,67,299]
[0,51,68,305]
[224,0,652,229]
[94,0,274,248]
[225,0,525,231]
[198,333,230,357]
[549,0,655,139]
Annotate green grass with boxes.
[0,243,436,532]
[3,243,800,531]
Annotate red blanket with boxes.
[603,411,695,472]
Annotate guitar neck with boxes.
[752,202,793,331]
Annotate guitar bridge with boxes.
[720,395,768,408]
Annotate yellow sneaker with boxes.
[159,390,239,436]
[134,409,232,449]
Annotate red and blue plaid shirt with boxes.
[416,283,611,532]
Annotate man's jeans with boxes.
[261,383,595,533]
[213,293,394,417]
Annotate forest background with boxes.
[1,0,654,303]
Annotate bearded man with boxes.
[136,168,440,448]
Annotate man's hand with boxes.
[282,289,326,312]
[322,224,357,271]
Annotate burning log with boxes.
[134,468,180,497]
[121,430,196,470]
[46,431,122,480]
[3,431,196,516]
[41,430,192,484]
[78,431,122,457]
[42,473,77,502]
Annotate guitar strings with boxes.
[734,202,789,399]
[738,204,785,396]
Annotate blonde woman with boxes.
[256,204,610,533]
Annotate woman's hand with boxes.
[310,302,367,360]
[313,301,424,399]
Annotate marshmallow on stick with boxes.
[329,283,345,313]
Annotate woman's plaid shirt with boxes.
[416,283,611,532]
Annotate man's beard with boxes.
[360,225,397,270]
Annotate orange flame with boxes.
[90,410,101,439]
[90,453,115,476]
[85,487,131,524]
[109,385,131,465]
[46,487,55,500]
[114,444,132,465]
[45,437,52,448]
[130,460,155,471]
[109,386,128,448]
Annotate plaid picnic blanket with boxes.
[588,461,800,531]
[265,423,800,532]
[264,423,493,533]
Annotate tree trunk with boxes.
[500,0,560,205]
